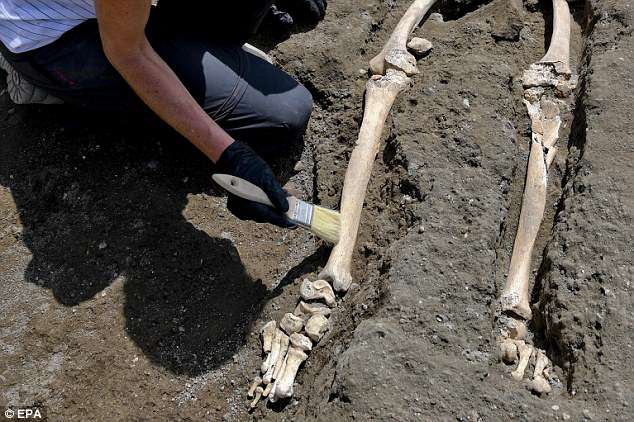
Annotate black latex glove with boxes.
[267,4,294,31]
[275,0,327,23]
[216,141,294,228]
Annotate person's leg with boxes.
[0,20,144,112]
[150,35,313,157]
[219,52,314,158]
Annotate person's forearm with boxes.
[107,40,232,162]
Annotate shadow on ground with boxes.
[0,82,300,375]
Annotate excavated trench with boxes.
[1,1,632,421]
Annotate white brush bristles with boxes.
[310,206,341,244]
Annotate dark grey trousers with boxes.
[0,1,313,154]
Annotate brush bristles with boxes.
[310,206,341,244]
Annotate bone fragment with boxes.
[497,315,528,340]
[318,71,410,292]
[274,346,309,399]
[530,349,552,394]
[261,321,277,353]
[369,0,438,76]
[499,339,519,364]
[407,37,433,56]
[247,376,263,398]
[305,314,330,343]
[250,386,264,409]
[294,301,332,319]
[290,332,313,352]
[262,382,273,398]
[428,12,444,23]
[269,353,288,403]
[263,329,287,384]
[260,321,277,373]
[300,279,336,306]
[280,313,304,335]
[272,335,290,381]
[511,341,534,381]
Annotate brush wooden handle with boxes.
[212,174,276,207]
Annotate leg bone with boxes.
[539,0,572,75]
[318,71,409,292]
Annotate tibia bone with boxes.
[511,341,534,381]
[274,346,309,400]
[280,313,304,335]
[500,98,561,320]
[319,70,409,293]
[305,314,330,343]
[300,279,336,306]
[369,0,438,76]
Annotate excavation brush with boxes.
[212,174,341,244]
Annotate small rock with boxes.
[418,225,425,233]
[98,241,108,250]
[293,161,306,172]
[551,405,560,411]
[583,409,593,420]
[562,413,570,420]
[407,37,433,56]
[462,98,470,109]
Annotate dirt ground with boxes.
[1,0,632,421]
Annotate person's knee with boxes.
[277,83,313,139]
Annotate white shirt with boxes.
[0,0,96,53]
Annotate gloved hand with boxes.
[275,0,327,23]
[216,141,295,228]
